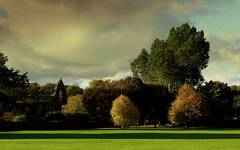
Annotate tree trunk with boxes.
[154,123,157,128]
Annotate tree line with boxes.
[0,23,240,129]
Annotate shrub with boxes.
[65,113,90,128]
[45,111,65,122]
[110,95,140,128]
[12,115,26,122]
[3,112,14,122]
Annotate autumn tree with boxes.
[110,95,140,128]
[82,77,172,125]
[62,95,86,115]
[82,77,143,123]
[168,84,208,127]
[131,23,210,90]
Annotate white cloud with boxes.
[103,71,132,80]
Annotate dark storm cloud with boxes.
[40,0,163,14]
[0,0,181,80]
[40,0,223,16]
[0,0,234,86]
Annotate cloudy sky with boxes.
[0,0,239,88]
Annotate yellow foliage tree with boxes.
[168,84,208,127]
[110,95,140,128]
[3,112,14,122]
[62,95,86,114]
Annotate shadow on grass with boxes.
[97,128,240,131]
[1,133,240,139]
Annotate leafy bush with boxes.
[12,115,26,122]
[3,112,14,122]
[45,111,65,122]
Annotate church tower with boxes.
[52,78,67,110]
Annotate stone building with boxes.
[0,79,68,115]
[30,79,67,114]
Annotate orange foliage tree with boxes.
[168,84,208,127]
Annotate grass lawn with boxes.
[1,128,240,150]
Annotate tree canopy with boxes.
[62,95,87,115]
[0,51,29,98]
[110,95,140,128]
[131,23,210,90]
[198,81,234,122]
[66,85,83,97]
[168,84,208,127]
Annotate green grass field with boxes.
[1,128,240,150]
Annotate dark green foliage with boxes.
[231,85,240,120]
[131,23,210,90]
[12,114,26,122]
[198,81,234,122]
[26,83,40,98]
[233,95,240,120]
[66,85,83,97]
[82,87,120,123]
[82,77,172,125]
[143,84,173,126]
[0,90,14,105]
[231,85,240,96]
[131,49,150,82]
[39,83,56,96]
[82,78,132,122]
[45,111,65,122]
[64,113,90,128]
[0,51,29,99]
[82,77,145,123]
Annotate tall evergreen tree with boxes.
[0,51,29,98]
